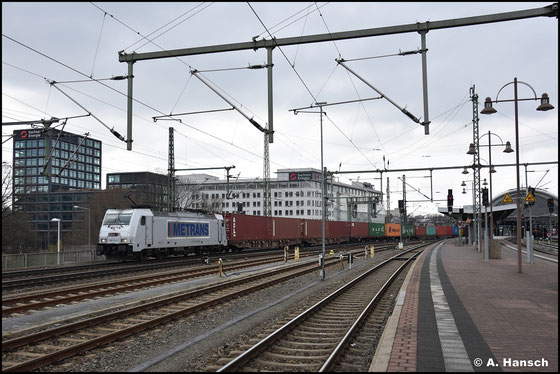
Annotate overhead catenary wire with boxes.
[247,2,318,103]
[47,80,126,142]
[314,2,341,59]
[3,36,269,167]
[3,55,279,175]
[120,2,214,52]
[248,2,379,171]
[89,10,107,77]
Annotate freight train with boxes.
[97,208,455,260]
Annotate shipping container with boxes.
[350,222,369,239]
[302,219,350,244]
[426,226,436,236]
[436,225,449,237]
[302,219,321,241]
[452,225,459,236]
[369,222,385,237]
[225,213,271,242]
[326,221,351,242]
[404,224,415,236]
[415,225,427,237]
[385,223,401,237]
[224,213,302,248]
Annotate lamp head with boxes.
[461,181,466,187]
[536,93,554,111]
[489,165,497,173]
[481,97,497,115]
[466,143,477,155]
[462,166,469,175]
[503,141,514,153]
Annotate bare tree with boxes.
[2,162,13,212]
[66,188,133,246]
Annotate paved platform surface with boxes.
[371,240,558,372]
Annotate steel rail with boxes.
[217,243,428,372]
[3,247,382,371]
[320,249,422,371]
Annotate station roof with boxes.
[438,187,557,223]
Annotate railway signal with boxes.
[447,189,453,212]
[482,188,489,206]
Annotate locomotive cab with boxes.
[97,209,152,259]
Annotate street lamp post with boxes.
[291,102,327,281]
[51,218,61,265]
[73,206,91,250]
[319,103,327,282]
[461,179,475,246]
[480,77,554,273]
[467,131,513,251]
[524,166,536,264]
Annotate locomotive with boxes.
[97,208,227,260]
[97,208,456,261]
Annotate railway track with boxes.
[213,244,424,372]
[1,242,380,291]
[2,244,394,372]
[1,250,328,316]
[3,243,398,317]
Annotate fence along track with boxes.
[216,245,424,372]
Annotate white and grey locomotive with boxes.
[97,208,227,260]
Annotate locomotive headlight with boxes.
[101,238,107,243]
[121,238,128,243]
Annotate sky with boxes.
[2,2,558,216]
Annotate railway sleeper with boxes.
[250,358,317,370]
[261,351,327,362]
[269,346,332,356]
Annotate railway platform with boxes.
[371,239,558,372]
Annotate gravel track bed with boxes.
[38,250,404,372]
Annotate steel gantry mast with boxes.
[470,86,482,252]
[168,127,175,212]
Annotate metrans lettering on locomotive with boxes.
[167,221,210,238]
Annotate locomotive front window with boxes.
[103,212,133,225]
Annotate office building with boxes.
[12,127,102,249]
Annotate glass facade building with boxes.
[12,128,102,249]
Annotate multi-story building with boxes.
[177,168,384,222]
[12,127,102,249]
[106,171,168,211]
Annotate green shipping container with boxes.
[369,222,385,237]
[426,226,436,236]
[405,225,414,236]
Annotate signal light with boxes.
[548,198,554,213]
[482,188,489,206]
[398,200,404,214]
[447,189,453,212]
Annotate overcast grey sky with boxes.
[2,2,558,215]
